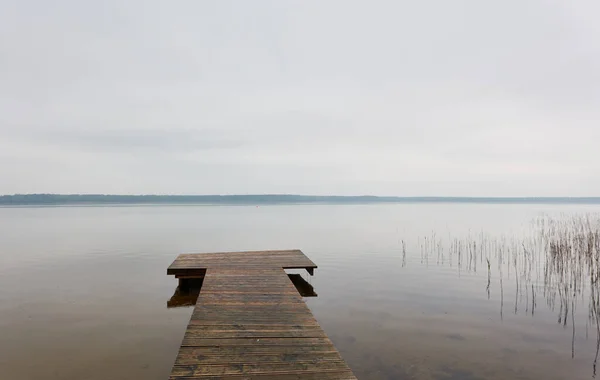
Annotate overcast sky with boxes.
[1,1,599,196]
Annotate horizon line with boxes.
[0,193,600,199]
[2,194,600,199]
[3,194,600,206]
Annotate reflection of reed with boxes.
[591,283,600,377]
[401,240,407,268]
[403,214,600,375]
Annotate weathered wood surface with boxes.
[167,250,317,276]
[167,250,357,380]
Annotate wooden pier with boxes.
[167,249,357,379]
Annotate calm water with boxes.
[1,203,599,380]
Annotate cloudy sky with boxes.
[1,1,599,196]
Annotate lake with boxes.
[1,203,599,380]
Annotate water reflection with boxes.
[405,214,600,377]
[167,278,204,308]
[167,273,317,308]
[288,273,318,297]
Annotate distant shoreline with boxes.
[1,194,600,206]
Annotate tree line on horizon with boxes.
[1,194,600,205]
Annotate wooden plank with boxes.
[176,346,339,356]
[186,323,322,330]
[181,337,335,347]
[185,318,321,326]
[175,352,346,365]
[171,361,352,376]
[184,330,327,339]
[167,250,356,380]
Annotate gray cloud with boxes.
[1,0,599,196]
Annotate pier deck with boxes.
[167,250,357,379]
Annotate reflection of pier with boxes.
[287,273,318,297]
[167,278,203,308]
[166,249,356,379]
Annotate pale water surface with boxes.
[1,203,599,380]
